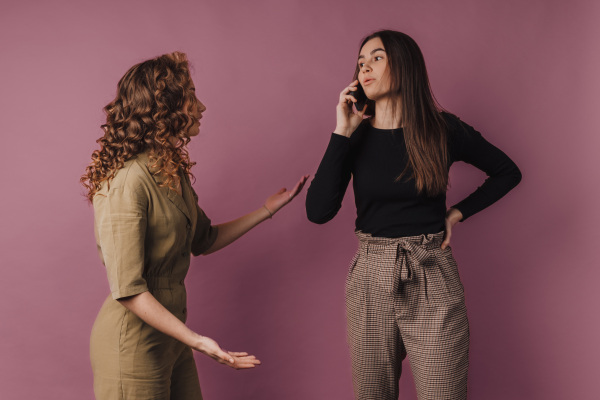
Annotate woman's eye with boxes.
[375,56,383,61]
[358,62,364,67]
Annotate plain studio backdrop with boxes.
[1,0,598,399]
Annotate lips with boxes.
[363,77,375,86]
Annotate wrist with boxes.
[447,207,463,223]
[333,126,352,137]
[262,204,274,219]
[192,333,207,351]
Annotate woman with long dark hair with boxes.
[306,30,522,399]
[82,51,308,399]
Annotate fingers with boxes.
[290,175,308,196]
[441,221,452,249]
[265,175,311,213]
[339,95,357,107]
[234,355,262,368]
[339,80,359,96]
[225,351,262,370]
[216,349,235,364]
[339,80,360,106]
[356,102,369,118]
[441,238,450,250]
[228,351,248,356]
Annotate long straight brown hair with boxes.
[353,30,448,197]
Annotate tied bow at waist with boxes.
[356,230,443,294]
[381,240,435,294]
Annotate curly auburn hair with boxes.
[81,51,199,202]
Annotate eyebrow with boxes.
[358,48,386,60]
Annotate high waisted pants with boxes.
[345,231,470,400]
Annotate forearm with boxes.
[203,206,271,255]
[305,133,352,224]
[452,118,522,221]
[118,291,200,348]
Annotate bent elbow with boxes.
[511,166,523,188]
[307,213,332,225]
[192,247,214,257]
[306,206,337,224]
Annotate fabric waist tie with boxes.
[355,230,445,294]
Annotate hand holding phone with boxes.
[349,82,367,112]
[335,80,369,137]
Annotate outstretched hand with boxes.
[264,174,310,216]
[194,335,261,370]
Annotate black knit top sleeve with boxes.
[446,115,522,221]
[305,113,522,237]
[304,132,354,224]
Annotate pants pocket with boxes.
[435,246,465,297]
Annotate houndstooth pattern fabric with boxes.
[345,230,470,400]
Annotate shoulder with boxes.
[114,155,153,190]
[441,111,467,133]
[441,111,482,143]
[441,112,484,160]
[93,153,153,202]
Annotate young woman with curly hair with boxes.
[82,51,308,399]
[306,31,522,399]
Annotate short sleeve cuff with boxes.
[111,283,149,300]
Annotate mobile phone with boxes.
[349,83,367,111]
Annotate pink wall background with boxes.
[1,0,598,399]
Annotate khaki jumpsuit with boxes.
[90,152,218,400]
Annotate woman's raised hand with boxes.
[264,174,309,216]
[334,80,368,138]
[194,335,261,370]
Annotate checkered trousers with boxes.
[345,230,470,400]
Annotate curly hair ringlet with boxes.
[81,51,200,202]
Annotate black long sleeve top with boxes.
[305,112,522,237]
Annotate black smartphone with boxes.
[349,83,367,111]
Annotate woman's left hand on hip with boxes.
[442,207,463,249]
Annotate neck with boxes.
[371,96,403,129]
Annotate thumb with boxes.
[219,350,234,364]
[357,103,368,118]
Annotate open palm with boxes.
[264,174,309,215]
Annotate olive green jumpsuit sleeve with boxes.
[94,167,149,300]
[189,185,218,256]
